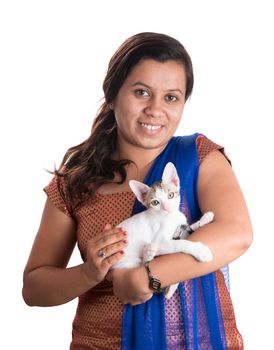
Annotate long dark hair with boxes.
[56,32,194,206]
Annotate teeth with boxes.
[141,123,162,130]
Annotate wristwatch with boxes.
[144,261,164,294]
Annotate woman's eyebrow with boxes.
[167,88,184,95]
[131,81,151,89]
[131,82,184,95]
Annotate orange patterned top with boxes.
[44,136,241,349]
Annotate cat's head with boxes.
[129,162,180,214]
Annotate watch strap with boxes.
[144,261,163,294]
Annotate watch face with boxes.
[149,278,162,292]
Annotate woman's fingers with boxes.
[102,250,125,268]
[97,238,128,261]
[92,226,127,246]
[93,226,128,259]
[83,224,128,285]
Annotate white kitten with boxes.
[112,162,213,299]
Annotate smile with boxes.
[140,123,163,131]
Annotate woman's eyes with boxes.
[165,95,178,102]
[134,90,178,103]
[135,89,150,97]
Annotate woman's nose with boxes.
[144,97,164,118]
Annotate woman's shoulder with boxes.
[44,175,73,218]
[195,134,230,164]
[173,133,230,164]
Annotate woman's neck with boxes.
[114,142,166,170]
[97,144,165,195]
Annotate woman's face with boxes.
[113,59,187,155]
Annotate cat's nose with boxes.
[162,205,171,213]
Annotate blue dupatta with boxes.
[121,135,229,350]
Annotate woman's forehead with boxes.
[123,59,187,91]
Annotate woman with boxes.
[23,32,253,349]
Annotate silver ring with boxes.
[98,249,106,259]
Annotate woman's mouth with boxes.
[139,122,163,132]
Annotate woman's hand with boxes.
[108,267,153,305]
[82,224,128,286]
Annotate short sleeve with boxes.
[43,176,73,217]
[196,134,231,164]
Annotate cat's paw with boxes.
[193,242,213,262]
[142,243,157,263]
[200,211,214,226]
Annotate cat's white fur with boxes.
[112,162,213,299]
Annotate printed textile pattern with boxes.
[70,192,135,350]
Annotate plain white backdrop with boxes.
[1,0,273,349]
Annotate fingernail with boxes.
[123,239,128,244]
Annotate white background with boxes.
[1,0,273,349]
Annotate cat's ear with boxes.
[162,162,180,187]
[129,180,150,205]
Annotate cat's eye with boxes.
[150,199,160,206]
[168,192,175,199]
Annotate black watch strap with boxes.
[144,262,163,294]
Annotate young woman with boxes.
[23,32,253,349]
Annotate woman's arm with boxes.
[22,199,127,307]
[111,150,253,303]
[147,150,253,286]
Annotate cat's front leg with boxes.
[156,240,213,263]
[190,212,214,231]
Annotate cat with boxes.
[112,162,213,299]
